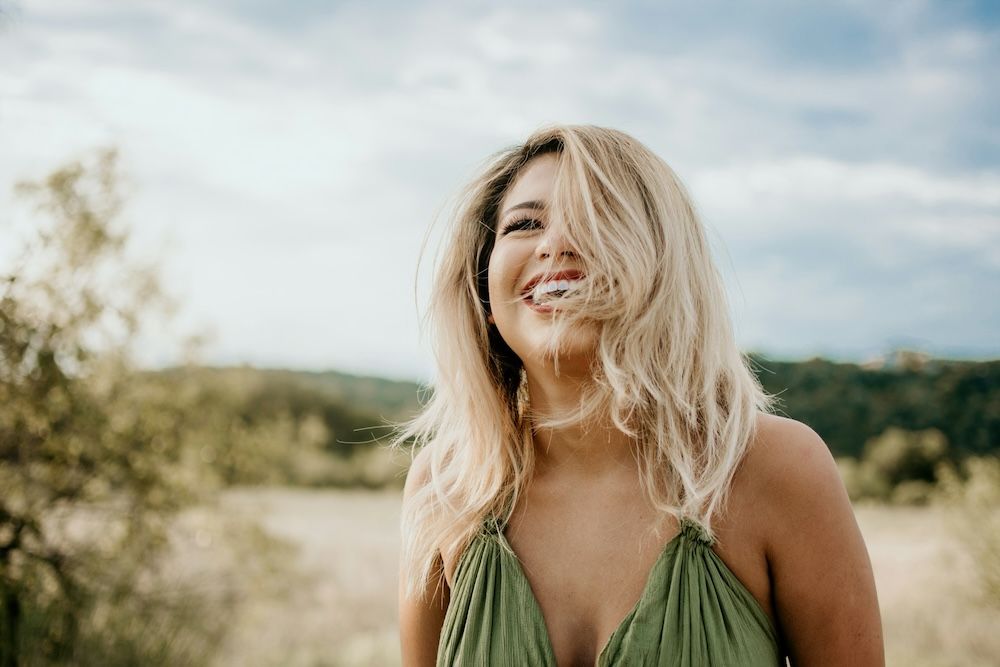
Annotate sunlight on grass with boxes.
[190,488,1000,667]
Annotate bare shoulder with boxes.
[743,412,885,666]
[402,446,457,586]
[743,412,861,559]
[741,413,842,508]
[746,413,832,472]
[399,445,449,667]
[730,414,844,545]
[403,444,434,501]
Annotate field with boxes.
[180,488,1000,667]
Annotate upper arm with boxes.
[757,417,884,666]
[398,446,449,667]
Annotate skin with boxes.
[487,153,636,479]
[399,153,885,666]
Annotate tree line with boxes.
[2,149,996,664]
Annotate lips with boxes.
[520,269,586,298]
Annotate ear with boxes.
[487,313,495,324]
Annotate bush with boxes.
[932,456,1000,608]
[889,479,935,506]
[839,427,951,503]
[837,456,891,502]
[863,427,948,488]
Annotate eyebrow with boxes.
[500,200,547,220]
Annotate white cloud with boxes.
[2,0,997,379]
[695,158,1000,208]
[691,157,1000,271]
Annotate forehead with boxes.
[499,153,560,214]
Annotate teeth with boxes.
[531,278,583,302]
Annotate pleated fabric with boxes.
[437,515,782,666]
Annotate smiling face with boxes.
[487,153,599,373]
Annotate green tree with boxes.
[0,150,225,665]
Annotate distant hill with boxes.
[150,365,422,458]
[270,355,1000,459]
[154,354,998,462]
[276,368,426,424]
[748,353,999,458]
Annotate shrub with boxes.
[863,427,948,488]
[932,456,1000,608]
[840,427,951,503]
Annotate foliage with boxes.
[282,354,1000,474]
[749,354,1000,459]
[280,368,425,426]
[838,427,950,504]
[144,365,406,487]
[932,456,1000,609]
[153,365,394,462]
[0,149,287,666]
[153,354,1000,492]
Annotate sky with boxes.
[1,0,998,383]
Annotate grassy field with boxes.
[180,488,1000,667]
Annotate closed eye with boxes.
[500,216,542,235]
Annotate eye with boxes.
[500,216,542,235]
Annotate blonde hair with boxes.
[392,124,777,603]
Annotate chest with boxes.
[442,473,776,667]
[501,493,676,666]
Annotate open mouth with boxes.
[522,282,582,312]
[522,277,584,304]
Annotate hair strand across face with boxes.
[390,124,777,604]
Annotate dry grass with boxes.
[855,503,1000,666]
[176,489,1000,667]
[205,487,403,667]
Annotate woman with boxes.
[395,125,883,666]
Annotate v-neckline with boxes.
[493,522,691,666]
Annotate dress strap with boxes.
[679,516,717,547]
[482,492,515,534]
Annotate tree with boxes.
[0,149,223,665]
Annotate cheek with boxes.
[486,242,529,312]
[486,250,509,306]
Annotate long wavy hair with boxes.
[392,124,777,603]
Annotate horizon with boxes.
[145,347,998,387]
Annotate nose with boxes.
[535,221,576,260]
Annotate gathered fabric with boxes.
[437,513,783,666]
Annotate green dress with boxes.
[437,512,783,666]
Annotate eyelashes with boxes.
[500,216,543,235]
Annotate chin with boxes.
[519,337,598,369]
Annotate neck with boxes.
[523,363,638,480]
